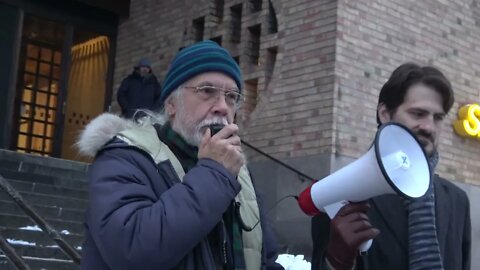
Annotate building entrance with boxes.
[12,14,111,161]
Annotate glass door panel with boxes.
[15,15,64,156]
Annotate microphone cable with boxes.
[241,140,316,183]
[234,194,299,232]
[208,124,313,231]
[209,123,316,182]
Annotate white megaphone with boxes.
[298,122,431,252]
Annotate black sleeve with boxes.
[462,192,471,270]
[117,78,130,111]
[311,214,332,270]
[153,79,163,110]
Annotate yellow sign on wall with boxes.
[454,103,480,139]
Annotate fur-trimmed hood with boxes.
[77,112,167,157]
[76,113,135,157]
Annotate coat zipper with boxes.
[221,219,228,266]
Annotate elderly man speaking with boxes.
[77,40,282,270]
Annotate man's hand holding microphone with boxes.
[198,124,245,176]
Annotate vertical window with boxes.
[192,17,205,42]
[213,0,224,22]
[230,4,242,43]
[247,24,261,65]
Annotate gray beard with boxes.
[173,116,228,147]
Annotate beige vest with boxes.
[117,125,263,270]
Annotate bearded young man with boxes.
[311,63,471,270]
[78,41,282,270]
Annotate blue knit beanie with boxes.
[160,40,242,103]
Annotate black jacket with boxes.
[311,175,471,270]
[117,71,162,118]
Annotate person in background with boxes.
[78,40,282,270]
[117,57,162,118]
[311,63,471,270]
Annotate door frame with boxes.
[0,3,23,150]
[2,0,118,157]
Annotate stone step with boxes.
[0,255,79,270]
[0,168,88,191]
[0,157,88,183]
[0,199,85,223]
[5,179,88,200]
[0,243,74,261]
[1,227,83,248]
[0,214,84,235]
[0,190,88,211]
[3,179,88,200]
[0,150,87,269]
[24,257,79,270]
[0,149,89,174]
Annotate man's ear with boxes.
[164,97,176,117]
[377,103,391,124]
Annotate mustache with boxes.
[415,129,434,141]
[198,117,228,128]
[194,117,228,134]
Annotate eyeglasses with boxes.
[183,85,245,108]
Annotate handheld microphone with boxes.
[209,124,225,136]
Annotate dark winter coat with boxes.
[117,71,162,118]
[79,136,282,270]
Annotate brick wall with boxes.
[334,0,480,185]
[113,0,339,162]
[114,1,480,182]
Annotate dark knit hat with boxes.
[136,57,151,68]
[160,40,242,102]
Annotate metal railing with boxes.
[0,174,81,268]
[0,234,30,270]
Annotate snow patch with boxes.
[6,239,36,246]
[276,254,311,270]
[19,225,43,232]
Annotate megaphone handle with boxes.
[323,201,348,219]
[359,239,372,252]
[324,201,373,253]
